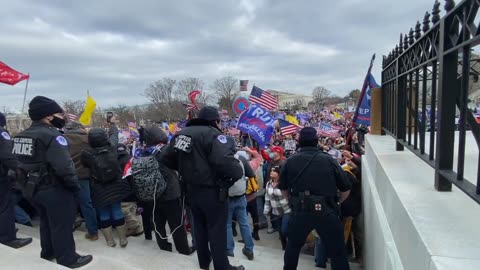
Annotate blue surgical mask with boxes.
[269,153,275,159]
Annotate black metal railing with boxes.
[382,0,480,203]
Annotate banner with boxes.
[79,95,96,126]
[317,122,340,138]
[237,104,275,147]
[284,140,296,151]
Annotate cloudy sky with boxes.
[0,0,437,111]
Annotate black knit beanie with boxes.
[0,112,6,127]
[28,96,63,121]
[198,106,220,121]
[299,127,319,147]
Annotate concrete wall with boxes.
[362,135,480,270]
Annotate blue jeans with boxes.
[76,179,98,235]
[12,190,31,225]
[226,196,254,254]
[315,237,328,267]
[271,213,290,235]
[256,196,267,226]
[97,202,124,229]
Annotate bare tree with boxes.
[108,104,135,126]
[62,100,85,116]
[144,78,177,120]
[197,90,214,106]
[176,77,205,102]
[212,76,238,111]
[312,86,331,110]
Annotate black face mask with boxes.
[50,116,66,129]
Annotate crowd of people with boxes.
[0,95,366,270]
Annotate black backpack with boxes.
[91,148,122,184]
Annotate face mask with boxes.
[50,116,66,129]
[269,153,275,159]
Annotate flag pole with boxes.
[346,54,376,150]
[21,73,30,114]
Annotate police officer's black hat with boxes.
[198,106,220,121]
[28,96,64,121]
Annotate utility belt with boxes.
[17,164,54,200]
[290,190,339,216]
[184,182,230,203]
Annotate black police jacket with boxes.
[13,122,80,192]
[0,127,16,181]
[278,146,351,197]
[159,119,243,188]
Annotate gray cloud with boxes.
[0,0,440,111]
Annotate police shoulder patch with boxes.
[56,136,68,146]
[1,131,11,140]
[217,135,227,144]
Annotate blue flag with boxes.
[355,73,379,126]
[237,104,275,147]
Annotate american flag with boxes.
[278,119,298,136]
[173,120,187,134]
[240,80,249,91]
[248,86,278,110]
[66,113,78,121]
[186,104,198,112]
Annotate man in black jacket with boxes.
[0,112,32,249]
[160,106,244,270]
[13,96,92,268]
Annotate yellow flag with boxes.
[79,95,97,126]
[285,115,299,125]
[168,123,176,134]
[333,111,341,119]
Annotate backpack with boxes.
[245,176,259,203]
[92,148,122,184]
[228,159,247,197]
[130,146,167,202]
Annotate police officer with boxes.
[13,96,92,268]
[279,127,351,270]
[160,106,245,270]
[0,112,32,249]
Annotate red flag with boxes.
[188,90,201,104]
[0,61,29,86]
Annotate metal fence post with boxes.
[434,18,456,192]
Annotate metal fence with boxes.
[381,0,480,203]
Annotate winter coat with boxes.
[65,129,90,179]
[81,128,131,208]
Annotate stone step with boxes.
[15,224,361,270]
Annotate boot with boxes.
[116,225,128,248]
[100,227,117,247]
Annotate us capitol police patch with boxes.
[217,135,227,144]
[1,131,11,140]
[56,136,68,146]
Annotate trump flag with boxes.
[237,104,275,147]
